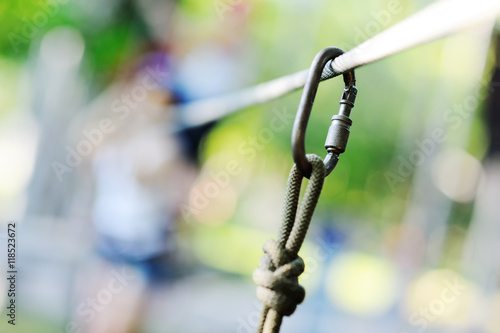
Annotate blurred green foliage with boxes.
[0,0,139,84]
[0,0,492,268]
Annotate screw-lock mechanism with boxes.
[325,82,357,155]
[292,47,357,178]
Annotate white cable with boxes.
[175,70,309,128]
[332,0,500,73]
[176,0,500,128]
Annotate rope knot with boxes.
[252,239,306,316]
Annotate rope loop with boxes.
[254,154,326,333]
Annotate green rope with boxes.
[253,154,326,333]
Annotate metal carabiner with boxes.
[292,47,357,178]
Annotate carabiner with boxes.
[292,47,357,178]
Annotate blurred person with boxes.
[69,1,256,333]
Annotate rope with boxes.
[253,154,326,333]
[173,0,500,128]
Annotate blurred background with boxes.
[1,0,500,332]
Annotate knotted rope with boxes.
[253,154,326,333]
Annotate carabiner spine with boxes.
[292,47,357,179]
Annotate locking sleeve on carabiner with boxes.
[324,79,357,156]
[292,47,357,178]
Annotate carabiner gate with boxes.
[292,47,357,178]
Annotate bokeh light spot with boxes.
[405,269,478,328]
[326,252,399,316]
[432,148,482,203]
